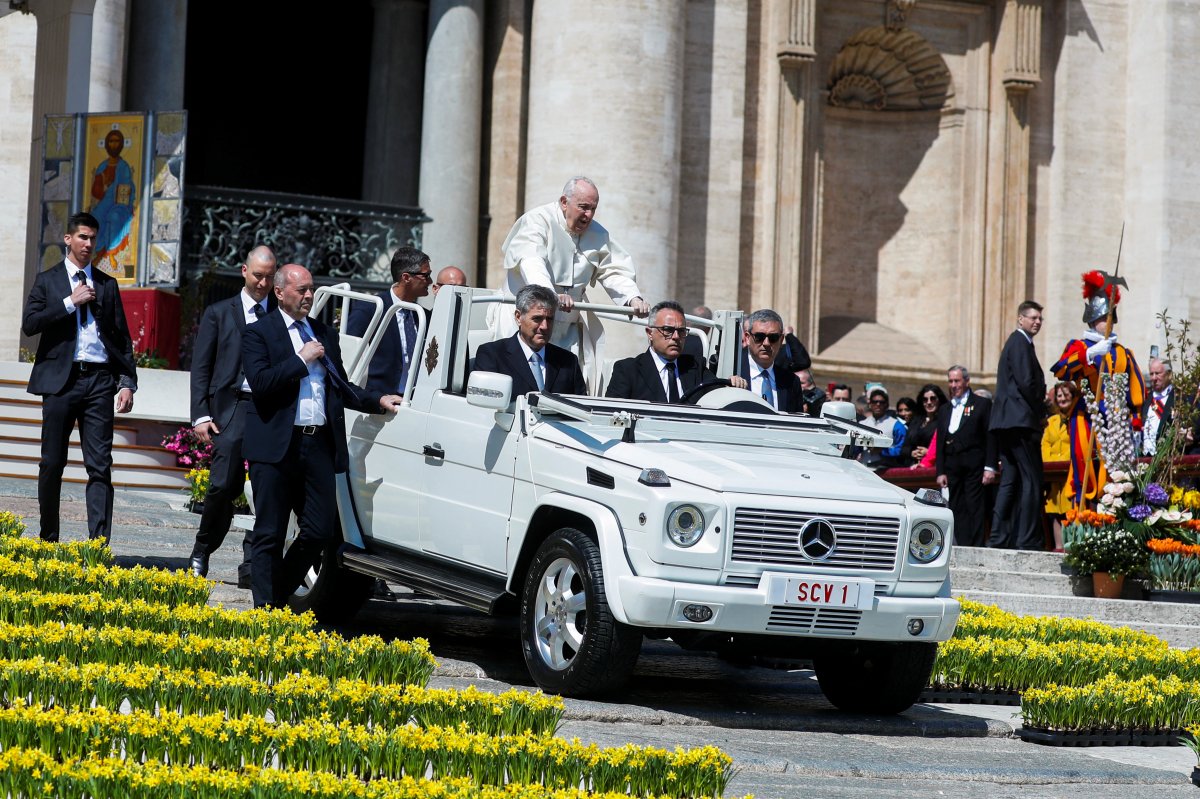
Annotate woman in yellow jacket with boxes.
[1042,380,1080,550]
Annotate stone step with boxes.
[950,545,1068,575]
[0,379,29,402]
[0,415,141,446]
[0,398,45,421]
[955,589,1200,649]
[0,434,178,469]
[952,567,1076,597]
[0,453,189,490]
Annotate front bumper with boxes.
[615,574,960,642]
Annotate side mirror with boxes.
[820,400,857,422]
[467,371,514,411]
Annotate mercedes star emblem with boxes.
[798,518,837,560]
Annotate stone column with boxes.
[524,0,685,322]
[418,0,483,271]
[1,9,38,361]
[362,0,427,207]
[984,0,1040,360]
[124,0,186,111]
[88,0,129,112]
[766,0,817,337]
[17,0,97,358]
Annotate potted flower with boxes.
[1063,523,1149,598]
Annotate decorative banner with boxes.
[38,111,187,287]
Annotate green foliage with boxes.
[1062,525,1149,578]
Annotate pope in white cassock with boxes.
[494,176,650,392]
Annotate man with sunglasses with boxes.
[347,247,432,395]
[737,309,802,412]
[606,301,744,403]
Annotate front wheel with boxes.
[519,527,641,696]
[813,641,937,714]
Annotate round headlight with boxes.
[909,521,945,563]
[667,504,706,547]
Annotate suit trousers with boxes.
[989,428,1044,550]
[191,398,253,579]
[246,425,337,609]
[38,367,116,542]
[943,460,987,548]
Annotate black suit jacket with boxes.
[241,311,384,471]
[990,329,1046,432]
[346,289,426,395]
[935,392,997,474]
[738,351,803,413]
[190,293,275,429]
[1143,388,1176,441]
[473,334,586,396]
[605,351,712,403]
[21,262,137,395]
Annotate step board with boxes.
[0,434,178,469]
[0,380,30,402]
[0,454,188,490]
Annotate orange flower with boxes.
[1146,538,1200,558]
[1065,508,1118,528]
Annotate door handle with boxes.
[423,444,444,459]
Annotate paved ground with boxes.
[3,476,1198,798]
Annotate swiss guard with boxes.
[1051,270,1146,506]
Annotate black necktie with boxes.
[72,271,91,325]
[251,303,265,319]
[294,322,355,395]
[665,362,680,403]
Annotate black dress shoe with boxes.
[373,578,396,601]
[190,554,209,578]
[237,562,252,590]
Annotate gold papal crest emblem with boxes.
[424,336,439,374]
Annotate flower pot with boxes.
[1092,571,1125,599]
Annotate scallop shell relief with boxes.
[827,26,953,112]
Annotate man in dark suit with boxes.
[21,211,137,543]
[1141,357,1175,456]
[242,264,402,609]
[606,300,744,402]
[935,365,997,547]
[737,309,802,412]
[346,246,432,395]
[989,300,1047,550]
[474,284,587,396]
[186,245,277,583]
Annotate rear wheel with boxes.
[519,527,641,696]
[813,641,937,714]
[287,540,373,624]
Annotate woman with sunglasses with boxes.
[908,384,947,470]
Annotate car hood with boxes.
[537,423,907,504]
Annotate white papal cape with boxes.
[492,202,641,392]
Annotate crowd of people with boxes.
[24,179,1200,615]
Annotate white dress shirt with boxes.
[282,310,327,426]
[649,349,681,400]
[751,363,777,410]
[62,259,107,363]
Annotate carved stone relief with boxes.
[826,26,954,112]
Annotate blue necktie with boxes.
[760,369,774,407]
[399,309,418,391]
[294,321,355,395]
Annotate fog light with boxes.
[907,618,925,636]
[682,604,713,622]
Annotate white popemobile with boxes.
[285,285,960,713]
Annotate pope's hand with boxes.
[557,293,574,312]
[627,297,650,317]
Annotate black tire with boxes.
[287,542,373,624]
[813,641,937,714]
[519,527,641,696]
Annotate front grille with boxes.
[766,606,862,635]
[732,508,901,570]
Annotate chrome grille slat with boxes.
[733,507,901,570]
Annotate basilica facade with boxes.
[2,0,1197,392]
